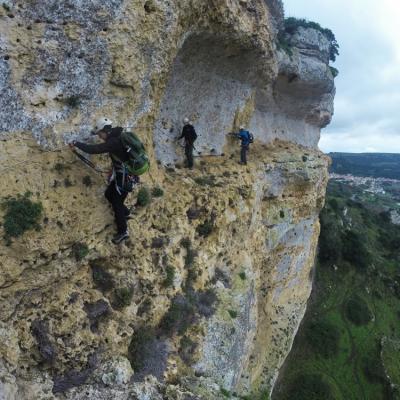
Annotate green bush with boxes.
[151,186,164,197]
[277,36,293,57]
[220,388,231,398]
[283,17,339,62]
[64,96,81,108]
[345,295,372,326]
[228,310,238,319]
[283,374,334,400]
[305,318,340,358]
[363,354,387,384]
[163,265,175,288]
[181,239,197,268]
[197,219,214,237]
[194,176,217,187]
[329,66,339,78]
[328,198,339,211]
[318,209,342,265]
[90,260,114,292]
[54,163,70,173]
[72,242,89,261]
[159,296,196,335]
[342,230,371,270]
[180,238,198,290]
[2,192,43,241]
[113,287,133,309]
[239,272,246,280]
[82,175,92,187]
[128,326,156,371]
[136,187,151,207]
[180,237,191,249]
[179,335,197,364]
[64,177,73,187]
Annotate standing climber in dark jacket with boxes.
[177,118,197,169]
[70,117,136,244]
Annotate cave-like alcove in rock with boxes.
[154,32,267,165]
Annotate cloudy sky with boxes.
[284,0,400,153]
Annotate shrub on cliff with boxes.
[136,187,151,207]
[283,17,339,62]
[342,230,371,270]
[345,295,372,326]
[128,327,157,371]
[1,192,43,242]
[112,287,134,309]
[72,242,89,261]
[318,208,342,265]
[90,260,115,292]
[283,374,334,400]
[305,318,340,358]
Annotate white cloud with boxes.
[320,131,400,153]
[284,0,400,153]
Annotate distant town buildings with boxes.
[330,173,400,195]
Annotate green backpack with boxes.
[114,131,150,176]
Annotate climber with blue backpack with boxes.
[69,117,149,244]
[229,126,254,165]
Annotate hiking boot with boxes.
[112,231,129,245]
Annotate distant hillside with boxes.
[329,153,400,179]
[273,180,400,400]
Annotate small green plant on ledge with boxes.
[282,17,340,62]
[82,175,92,187]
[152,186,164,197]
[136,187,151,207]
[113,287,134,309]
[228,310,238,319]
[329,66,339,78]
[63,95,81,108]
[90,260,115,292]
[220,388,231,398]
[196,219,214,237]
[53,162,70,173]
[277,35,293,57]
[163,265,175,288]
[2,192,43,243]
[72,242,89,261]
[194,175,217,187]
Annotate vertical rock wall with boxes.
[0,0,335,399]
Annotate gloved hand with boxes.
[68,141,76,149]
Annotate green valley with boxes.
[273,178,400,400]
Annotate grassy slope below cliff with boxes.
[273,180,400,400]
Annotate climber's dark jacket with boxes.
[178,124,197,145]
[74,127,129,167]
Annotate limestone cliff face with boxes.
[0,1,334,399]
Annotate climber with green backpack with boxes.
[70,117,149,244]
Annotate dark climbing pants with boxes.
[105,182,129,234]
[185,144,194,169]
[240,145,249,164]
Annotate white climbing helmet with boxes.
[239,125,245,130]
[94,117,113,131]
[183,117,189,124]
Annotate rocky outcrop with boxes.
[0,1,335,399]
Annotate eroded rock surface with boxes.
[0,0,335,399]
